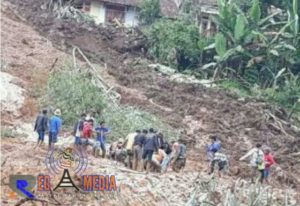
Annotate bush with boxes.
[139,0,160,25]
[145,19,201,70]
[41,63,178,141]
[41,65,107,126]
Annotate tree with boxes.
[139,0,160,25]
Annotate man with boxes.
[34,109,48,148]
[142,128,158,172]
[152,148,167,172]
[133,129,147,170]
[93,121,110,158]
[81,118,94,151]
[155,133,164,149]
[170,142,186,172]
[73,113,86,148]
[161,141,173,172]
[48,109,62,150]
[264,149,275,184]
[124,130,140,168]
[208,151,228,177]
[239,143,265,183]
[110,138,126,163]
[206,135,221,162]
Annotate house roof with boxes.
[100,0,140,7]
[159,0,218,18]
[89,0,217,16]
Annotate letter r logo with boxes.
[9,175,35,198]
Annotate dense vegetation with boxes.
[41,62,177,140]
[140,0,300,114]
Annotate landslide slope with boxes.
[3,0,300,195]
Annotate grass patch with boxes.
[1,127,18,138]
[217,79,300,121]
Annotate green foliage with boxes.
[234,15,246,41]
[218,80,250,97]
[249,0,261,23]
[209,0,300,89]
[215,33,227,57]
[261,74,300,111]
[145,19,201,70]
[139,0,160,25]
[42,63,177,141]
[1,127,17,138]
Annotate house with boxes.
[81,0,139,27]
[80,0,218,30]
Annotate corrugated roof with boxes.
[100,0,140,7]
[159,0,178,17]
[91,0,217,16]
[159,0,218,18]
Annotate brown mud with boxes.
[1,0,300,203]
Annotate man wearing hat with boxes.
[48,109,62,150]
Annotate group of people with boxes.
[34,109,187,173]
[34,109,62,150]
[206,136,275,184]
[120,129,187,173]
[34,109,275,180]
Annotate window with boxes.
[105,4,126,23]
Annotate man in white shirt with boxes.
[240,143,264,183]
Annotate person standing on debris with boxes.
[239,143,265,183]
[206,135,221,162]
[48,109,62,150]
[170,142,186,172]
[124,130,140,169]
[155,132,165,149]
[208,150,228,177]
[93,121,110,157]
[264,148,275,184]
[81,118,94,151]
[160,141,173,172]
[34,109,48,148]
[72,113,86,148]
[133,129,147,170]
[143,128,158,172]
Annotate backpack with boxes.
[255,149,264,169]
[83,122,91,138]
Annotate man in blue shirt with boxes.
[206,135,221,169]
[48,109,62,150]
[93,121,110,158]
[143,128,158,172]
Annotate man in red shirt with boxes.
[264,149,275,183]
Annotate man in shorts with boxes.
[209,151,228,177]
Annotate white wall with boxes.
[89,1,105,24]
[124,7,139,27]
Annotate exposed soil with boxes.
[1,0,300,205]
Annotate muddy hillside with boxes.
[3,0,300,190]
